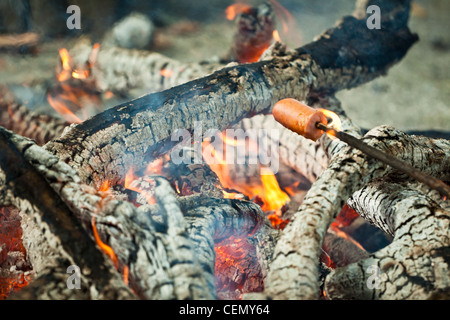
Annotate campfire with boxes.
[0,0,449,301]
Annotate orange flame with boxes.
[92,215,118,269]
[225,3,252,20]
[145,158,164,175]
[318,108,342,139]
[160,68,173,78]
[124,167,156,205]
[46,92,82,123]
[269,0,302,45]
[329,205,365,251]
[203,133,289,228]
[57,48,73,82]
[49,45,102,123]
[99,180,111,193]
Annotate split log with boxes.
[44,0,418,191]
[325,180,449,299]
[263,125,450,300]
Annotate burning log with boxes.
[66,39,222,96]
[179,194,266,299]
[64,2,277,97]
[0,124,269,299]
[223,2,276,64]
[326,179,449,299]
[0,130,217,299]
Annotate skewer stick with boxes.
[316,122,450,199]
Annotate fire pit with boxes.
[0,0,448,301]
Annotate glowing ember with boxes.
[214,236,263,299]
[330,205,365,251]
[160,68,174,78]
[0,273,31,300]
[0,207,32,299]
[225,3,252,20]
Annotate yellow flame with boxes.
[273,29,281,42]
[225,3,252,20]
[318,108,342,139]
[92,215,118,269]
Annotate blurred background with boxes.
[0,0,448,132]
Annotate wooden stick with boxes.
[316,123,450,198]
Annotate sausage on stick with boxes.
[272,98,327,141]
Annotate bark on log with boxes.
[68,39,223,96]
[1,125,272,299]
[326,180,450,299]
[0,126,220,299]
[68,2,275,96]
[0,33,39,51]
